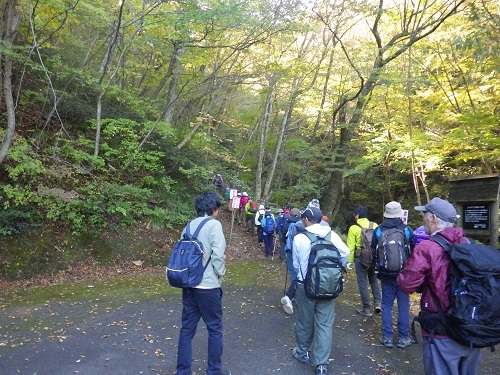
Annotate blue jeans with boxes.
[279,239,286,260]
[355,258,381,309]
[263,234,274,257]
[176,288,223,375]
[285,249,297,299]
[380,277,410,339]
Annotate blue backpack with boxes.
[285,221,297,251]
[263,214,275,234]
[166,218,211,288]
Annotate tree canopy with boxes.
[1,0,499,237]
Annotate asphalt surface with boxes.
[1,278,499,375]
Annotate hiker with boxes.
[308,198,320,208]
[346,206,381,317]
[398,198,482,375]
[255,204,266,243]
[174,191,231,375]
[413,225,429,246]
[245,198,258,233]
[212,173,224,193]
[291,207,350,375]
[371,201,414,349]
[280,207,302,314]
[319,215,329,227]
[275,208,288,260]
[261,207,275,258]
[238,192,249,225]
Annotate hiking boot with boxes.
[374,305,382,314]
[316,365,328,374]
[396,337,412,348]
[281,295,294,315]
[380,336,393,348]
[356,308,373,317]
[292,347,310,364]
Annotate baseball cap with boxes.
[290,208,300,217]
[414,197,458,223]
[301,207,323,223]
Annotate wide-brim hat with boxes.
[384,201,403,218]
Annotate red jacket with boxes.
[398,227,467,336]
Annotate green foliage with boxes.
[96,118,166,172]
[0,208,38,236]
[3,139,46,182]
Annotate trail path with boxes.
[1,208,498,374]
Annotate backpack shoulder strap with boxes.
[304,230,322,244]
[431,234,451,251]
[357,221,374,230]
[403,226,411,241]
[191,217,212,238]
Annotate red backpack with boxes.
[248,201,257,213]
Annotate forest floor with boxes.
[1,207,499,374]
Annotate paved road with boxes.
[1,279,499,375]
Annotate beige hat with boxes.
[384,201,403,218]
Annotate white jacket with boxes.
[293,223,350,281]
[255,209,265,225]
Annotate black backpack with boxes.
[300,231,344,299]
[166,218,211,288]
[414,235,500,350]
[375,227,411,274]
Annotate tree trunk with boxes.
[93,2,124,159]
[0,0,19,165]
[320,0,465,217]
[162,41,185,124]
[262,90,296,200]
[254,83,274,203]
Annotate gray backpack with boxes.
[355,222,375,267]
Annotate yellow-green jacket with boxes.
[346,217,378,263]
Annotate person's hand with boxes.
[346,262,353,271]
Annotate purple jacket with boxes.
[398,227,468,336]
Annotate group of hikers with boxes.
[170,186,497,375]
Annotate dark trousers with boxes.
[257,226,264,243]
[263,234,274,257]
[176,288,223,375]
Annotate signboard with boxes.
[229,189,238,199]
[401,210,409,225]
[231,196,241,209]
[463,204,490,230]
